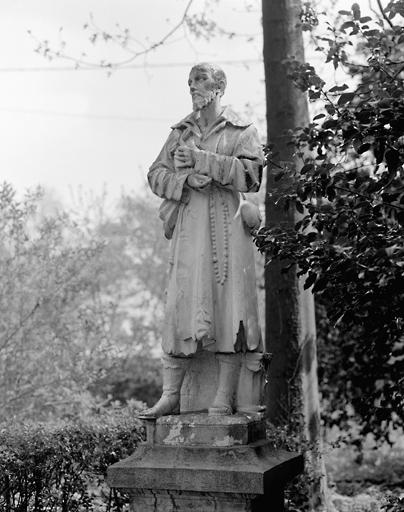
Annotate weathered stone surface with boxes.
[128,489,258,512]
[154,412,266,447]
[108,413,303,511]
[181,351,267,414]
[108,440,302,495]
[180,351,218,412]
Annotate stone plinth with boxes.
[154,412,266,447]
[107,413,303,511]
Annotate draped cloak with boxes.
[148,106,264,356]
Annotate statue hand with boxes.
[187,174,211,189]
[174,145,198,168]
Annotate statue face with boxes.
[188,66,220,112]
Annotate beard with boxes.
[192,89,218,112]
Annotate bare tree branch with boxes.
[31,0,194,70]
[0,302,40,351]
[368,0,381,19]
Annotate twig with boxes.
[111,0,194,67]
[393,64,404,80]
[376,0,395,29]
[32,0,194,70]
[0,302,40,350]
[334,185,404,210]
[368,0,381,18]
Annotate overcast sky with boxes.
[0,0,370,206]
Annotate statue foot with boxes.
[208,353,240,416]
[137,395,180,419]
[137,353,190,419]
[208,404,233,416]
[236,405,266,414]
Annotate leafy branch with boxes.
[257,1,404,443]
[377,0,395,28]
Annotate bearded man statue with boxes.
[141,62,264,418]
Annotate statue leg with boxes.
[208,353,241,416]
[138,354,190,418]
[236,352,267,414]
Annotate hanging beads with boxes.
[209,188,229,285]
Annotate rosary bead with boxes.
[209,187,229,285]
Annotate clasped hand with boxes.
[174,144,211,189]
[174,145,197,168]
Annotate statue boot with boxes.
[208,353,241,415]
[138,354,189,418]
[236,352,267,414]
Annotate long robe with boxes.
[148,106,264,356]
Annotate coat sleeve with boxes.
[148,129,192,202]
[193,124,264,192]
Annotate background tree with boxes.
[0,183,168,422]
[262,2,328,511]
[256,0,404,446]
[0,183,105,420]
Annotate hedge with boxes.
[0,407,143,511]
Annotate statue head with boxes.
[188,62,227,112]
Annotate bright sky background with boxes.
[0,0,373,207]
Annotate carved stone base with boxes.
[127,489,266,512]
[107,413,303,512]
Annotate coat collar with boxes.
[171,106,251,130]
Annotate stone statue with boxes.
[140,62,265,418]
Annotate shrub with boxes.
[0,405,143,511]
[90,354,163,408]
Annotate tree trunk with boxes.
[262,1,331,510]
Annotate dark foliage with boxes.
[382,494,404,512]
[91,354,163,407]
[0,407,143,511]
[266,422,310,512]
[256,2,404,444]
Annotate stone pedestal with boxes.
[107,413,303,511]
